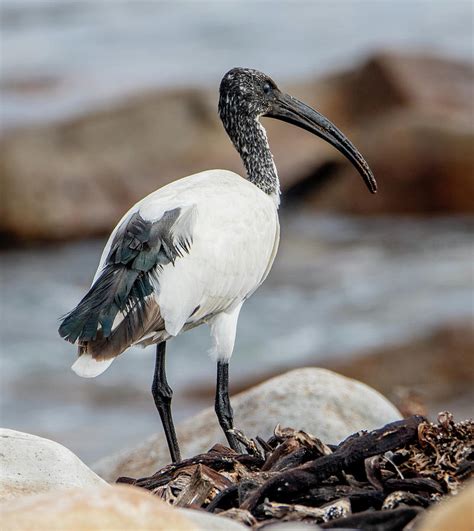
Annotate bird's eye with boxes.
[263,82,272,95]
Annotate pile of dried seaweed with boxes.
[118,413,473,530]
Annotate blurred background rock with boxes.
[0,1,472,463]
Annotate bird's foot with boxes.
[227,428,265,459]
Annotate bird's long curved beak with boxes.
[264,92,377,193]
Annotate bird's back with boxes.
[156,170,279,334]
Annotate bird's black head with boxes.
[219,68,280,121]
[219,67,377,195]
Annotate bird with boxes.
[59,67,377,464]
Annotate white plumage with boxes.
[73,170,279,377]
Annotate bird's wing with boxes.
[58,203,197,353]
[108,205,196,271]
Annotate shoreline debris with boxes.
[118,413,473,530]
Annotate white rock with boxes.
[0,485,198,530]
[94,368,401,481]
[0,428,107,500]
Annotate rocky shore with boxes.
[1,369,473,530]
[1,52,473,243]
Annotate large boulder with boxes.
[0,429,106,500]
[93,368,401,481]
[0,484,247,530]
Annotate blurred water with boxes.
[1,0,473,128]
[1,213,473,463]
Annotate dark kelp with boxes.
[117,413,473,530]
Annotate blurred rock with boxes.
[0,428,106,500]
[0,89,222,242]
[0,485,199,531]
[1,52,472,243]
[349,52,474,121]
[302,112,474,214]
[327,321,474,419]
[290,52,474,214]
[417,480,474,531]
[93,368,401,482]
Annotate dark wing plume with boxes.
[58,207,194,346]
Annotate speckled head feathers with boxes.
[219,68,279,120]
[218,68,282,198]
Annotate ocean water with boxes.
[1,214,473,463]
[1,0,473,128]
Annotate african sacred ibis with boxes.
[59,68,377,463]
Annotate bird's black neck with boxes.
[222,115,281,201]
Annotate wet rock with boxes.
[417,480,474,531]
[0,485,198,530]
[0,428,106,500]
[93,368,401,482]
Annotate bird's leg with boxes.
[215,360,243,453]
[151,342,181,463]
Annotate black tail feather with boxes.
[58,264,153,344]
